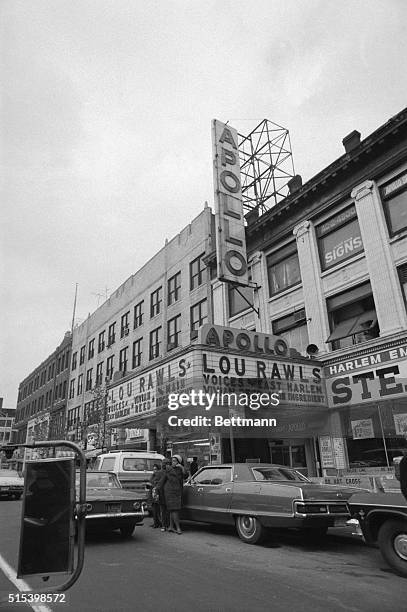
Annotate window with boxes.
[317,206,363,271]
[228,284,254,318]
[134,300,144,328]
[72,352,78,370]
[150,287,162,318]
[399,264,407,308]
[62,380,67,399]
[381,171,407,236]
[88,339,95,360]
[167,315,181,350]
[168,272,181,305]
[79,346,86,365]
[267,243,301,296]
[86,368,93,391]
[193,467,232,485]
[149,327,161,360]
[132,338,143,369]
[96,362,103,386]
[64,350,70,370]
[77,374,83,395]
[121,312,130,338]
[69,379,75,400]
[108,322,116,347]
[98,330,105,353]
[326,282,379,350]
[106,355,114,380]
[273,309,309,354]
[190,254,205,290]
[190,299,208,334]
[119,347,128,374]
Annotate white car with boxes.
[0,469,24,500]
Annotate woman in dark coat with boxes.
[160,454,184,534]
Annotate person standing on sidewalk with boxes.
[149,463,162,528]
[160,454,184,534]
[158,458,170,531]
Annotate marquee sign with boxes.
[212,119,249,286]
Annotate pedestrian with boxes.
[158,458,170,531]
[399,450,407,502]
[159,454,184,534]
[190,456,199,477]
[149,463,162,528]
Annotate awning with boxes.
[327,310,377,343]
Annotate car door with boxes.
[183,467,233,524]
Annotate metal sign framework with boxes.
[238,119,295,216]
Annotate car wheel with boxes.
[120,523,136,538]
[235,515,265,544]
[378,519,407,577]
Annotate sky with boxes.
[1,0,407,409]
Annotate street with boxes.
[1,501,406,612]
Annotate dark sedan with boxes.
[181,463,359,544]
[76,471,147,537]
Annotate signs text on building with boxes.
[326,343,407,406]
[212,119,249,286]
[198,324,290,357]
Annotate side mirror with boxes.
[18,459,75,577]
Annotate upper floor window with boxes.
[381,171,407,236]
[69,379,75,400]
[85,368,93,391]
[267,243,301,296]
[168,272,181,305]
[121,312,130,338]
[79,346,86,365]
[316,206,363,271]
[326,282,379,350]
[88,339,95,360]
[272,309,309,355]
[190,254,205,290]
[96,362,103,386]
[228,283,254,318]
[119,347,128,374]
[190,299,208,334]
[106,355,114,380]
[132,338,143,369]
[72,352,78,370]
[134,300,144,328]
[150,287,162,318]
[149,327,161,360]
[77,374,83,395]
[108,322,116,347]
[399,264,407,308]
[167,315,181,350]
[98,330,105,353]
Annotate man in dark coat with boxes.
[149,463,162,528]
[399,452,407,502]
[159,455,184,534]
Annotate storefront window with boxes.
[267,243,301,296]
[326,282,379,350]
[381,171,407,236]
[317,206,363,271]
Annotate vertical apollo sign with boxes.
[212,120,249,286]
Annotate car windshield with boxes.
[251,467,310,482]
[76,473,120,488]
[122,458,162,471]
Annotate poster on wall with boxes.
[351,419,374,440]
[319,436,335,468]
[394,413,407,436]
[332,437,347,469]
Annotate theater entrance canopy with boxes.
[104,325,329,440]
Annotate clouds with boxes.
[2,0,407,406]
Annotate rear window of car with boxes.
[122,458,162,471]
[252,467,310,482]
[100,457,116,472]
[76,473,118,488]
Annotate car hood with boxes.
[0,476,24,487]
[80,488,147,502]
[259,481,359,501]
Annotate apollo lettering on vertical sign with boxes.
[212,119,249,286]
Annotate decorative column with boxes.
[211,279,228,326]
[293,220,331,352]
[249,251,269,333]
[351,180,407,336]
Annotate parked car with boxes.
[349,478,407,577]
[75,471,147,537]
[181,463,358,544]
[0,469,24,500]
